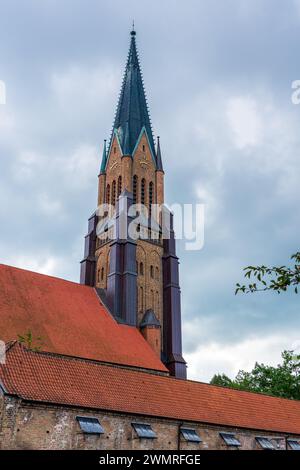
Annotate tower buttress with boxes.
[155,136,165,224]
[80,213,97,286]
[106,191,137,325]
[162,211,186,378]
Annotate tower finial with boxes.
[131,20,136,36]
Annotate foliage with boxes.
[235,252,300,294]
[210,350,300,400]
[17,330,43,352]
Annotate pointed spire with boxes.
[110,28,156,157]
[100,139,107,174]
[156,136,163,171]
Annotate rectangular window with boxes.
[287,440,300,450]
[76,416,104,434]
[181,428,202,443]
[256,436,275,450]
[132,422,156,439]
[220,432,241,447]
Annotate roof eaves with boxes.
[4,391,296,436]
[0,379,8,394]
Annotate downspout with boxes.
[177,422,183,451]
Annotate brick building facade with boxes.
[1,396,298,451]
[1,343,300,450]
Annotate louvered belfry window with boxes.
[117,175,122,198]
[141,178,146,205]
[149,181,153,218]
[106,184,110,204]
[133,175,138,204]
[112,180,116,206]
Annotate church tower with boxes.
[80,28,186,379]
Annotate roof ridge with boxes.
[0,263,90,288]
[7,341,168,376]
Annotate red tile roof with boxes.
[2,342,300,434]
[0,264,166,372]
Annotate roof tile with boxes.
[0,264,166,372]
[2,343,300,435]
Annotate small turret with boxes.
[140,309,161,358]
[99,139,107,175]
[156,136,164,172]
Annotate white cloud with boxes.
[0,107,15,135]
[0,80,6,105]
[1,254,60,277]
[293,0,300,18]
[195,186,221,229]
[186,331,300,382]
[226,96,263,149]
[38,193,64,216]
[12,150,42,181]
[50,63,119,110]
[63,144,99,189]
[12,144,99,190]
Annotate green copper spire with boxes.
[100,139,107,174]
[110,28,156,158]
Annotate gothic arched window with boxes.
[106,184,110,204]
[117,175,122,198]
[140,286,144,311]
[133,175,138,204]
[150,265,154,279]
[141,178,146,206]
[149,181,153,217]
[156,290,159,312]
[101,267,104,281]
[112,180,116,206]
[140,262,144,276]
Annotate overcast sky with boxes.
[0,0,300,382]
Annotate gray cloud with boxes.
[1,0,300,380]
